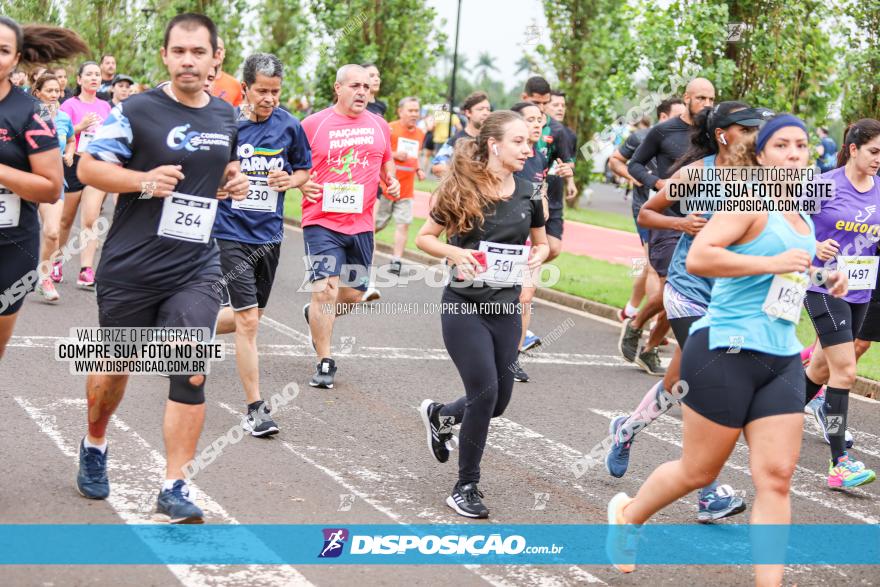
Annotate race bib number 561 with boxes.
[157,192,217,243]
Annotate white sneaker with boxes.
[362,287,380,302]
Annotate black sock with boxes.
[805,373,823,404]
[824,386,849,464]
[247,400,264,412]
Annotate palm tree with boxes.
[474,51,499,84]
[515,55,537,77]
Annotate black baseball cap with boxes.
[715,107,775,128]
[112,74,135,86]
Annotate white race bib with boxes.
[838,256,879,291]
[477,241,531,286]
[398,137,420,160]
[77,130,95,154]
[763,271,809,323]
[0,184,21,228]
[322,183,364,214]
[232,177,279,213]
[157,192,217,243]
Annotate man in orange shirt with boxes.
[375,96,425,275]
[211,36,242,106]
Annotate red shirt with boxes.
[301,107,392,235]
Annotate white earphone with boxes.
[492,144,499,156]
[719,133,728,146]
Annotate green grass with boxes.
[283,188,880,381]
[562,207,637,233]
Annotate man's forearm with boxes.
[77,154,143,194]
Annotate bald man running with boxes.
[621,78,715,376]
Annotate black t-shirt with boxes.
[87,88,238,292]
[628,117,691,246]
[0,86,59,244]
[366,99,387,117]
[619,128,653,209]
[516,148,548,186]
[431,176,545,303]
[447,128,472,149]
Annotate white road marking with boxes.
[217,402,607,586]
[14,396,313,587]
[591,408,880,525]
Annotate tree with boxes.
[309,0,446,118]
[250,0,310,108]
[473,51,498,85]
[515,55,537,77]
[840,0,880,122]
[0,0,60,26]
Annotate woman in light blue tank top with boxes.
[607,115,849,586]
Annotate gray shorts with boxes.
[375,197,413,230]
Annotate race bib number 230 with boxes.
[157,192,217,243]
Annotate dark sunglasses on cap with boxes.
[715,107,775,128]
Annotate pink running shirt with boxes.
[301,107,392,235]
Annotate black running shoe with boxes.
[419,399,455,463]
[618,318,642,363]
[511,359,529,382]
[389,260,402,276]
[447,481,489,518]
[310,357,337,389]
[243,401,280,437]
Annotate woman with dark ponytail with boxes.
[0,16,88,357]
[804,118,880,487]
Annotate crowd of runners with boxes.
[1,11,879,585]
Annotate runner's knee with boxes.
[169,374,206,405]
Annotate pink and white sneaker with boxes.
[77,267,96,289]
[36,278,60,302]
[50,260,63,283]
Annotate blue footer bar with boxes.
[1,524,878,565]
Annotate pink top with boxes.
[60,95,112,150]
[301,107,392,235]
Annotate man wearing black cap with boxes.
[619,78,715,374]
[109,74,135,107]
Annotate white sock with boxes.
[83,436,107,453]
[624,303,639,318]
[163,479,184,491]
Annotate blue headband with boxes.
[756,114,807,154]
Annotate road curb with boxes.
[283,217,879,400]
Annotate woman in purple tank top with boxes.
[803,118,880,489]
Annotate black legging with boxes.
[438,288,522,484]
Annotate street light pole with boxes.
[447,0,462,138]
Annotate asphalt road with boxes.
[2,220,879,586]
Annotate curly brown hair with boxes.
[429,110,524,236]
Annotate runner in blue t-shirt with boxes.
[213,53,312,438]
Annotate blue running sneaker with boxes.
[697,483,747,523]
[76,438,109,499]
[605,415,632,478]
[810,398,854,449]
[154,480,204,524]
[520,331,541,352]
